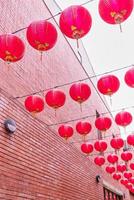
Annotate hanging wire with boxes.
[13,63,134,99]
[48,104,134,126]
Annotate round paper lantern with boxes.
[95,116,112,131]
[45,90,66,110]
[105,166,115,174]
[124,67,134,88]
[107,154,118,164]
[58,124,73,140]
[117,164,126,173]
[81,143,93,155]
[98,0,133,25]
[113,173,121,181]
[27,20,57,52]
[59,5,92,39]
[110,137,124,150]
[97,75,120,96]
[130,177,134,184]
[120,178,128,186]
[127,134,134,146]
[0,34,25,63]
[124,171,132,179]
[130,163,134,170]
[126,183,133,190]
[76,121,92,136]
[115,111,132,127]
[94,156,105,166]
[94,140,107,152]
[121,151,132,162]
[69,83,91,105]
[25,95,44,114]
[130,187,134,193]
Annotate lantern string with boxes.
[119,24,123,33]
[13,63,134,99]
[48,104,134,126]
[11,0,95,35]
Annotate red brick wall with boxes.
[0,90,131,200]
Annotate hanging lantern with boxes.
[94,140,107,152]
[45,90,66,113]
[27,20,57,56]
[127,134,134,146]
[97,75,120,96]
[110,137,124,150]
[94,156,105,166]
[126,183,133,190]
[115,111,132,129]
[120,178,128,186]
[0,34,25,63]
[58,124,73,140]
[130,177,134,184]
[107,154,118,164]
[124,67,134,88]
[24,95,44,115]
[59,5,92,39]
[76,121,92,136]
[112,173,121,181]
[124,171,132,179]
[130,163,134,170]
[95,116,112,132]
[105,166,115,174]
[81,143,93,155]
[69,83,91,110]
[117,164,126,173]
[121,151,132,162]
[98,0,133,25]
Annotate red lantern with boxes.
[98,0,133,25]
[105,166,115,174]
[124,171,132,179]
[97,75,120,96]
[45,90,66,111]
[69,83,91,107]
[107,154,118,164]
[127,134,134,146]
[27,20,57,52]
[81,143,93,155]
[115,111,132,127]
[117,164,126,173]
[0,34,25,63]
[110,137,124,150]
[120,178,128,186]
[124,67,134,88]
[94,156,105,166]
[59,5,92,39]
[121,151,132,162]
[130,163,134,170]
[76,121,92,136]
[126,183,133,190]
[94,140,107,152]
[130,177,134,184]
[95,116,112,132]
[130,187,134,193]
[113,173,121,181]
[58,124,73,140]
[25,95,44,114]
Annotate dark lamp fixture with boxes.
[96,175,101,183]
[4,119,16,134]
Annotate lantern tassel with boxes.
[80,103,82,112]
[40,51,43,62]
[54,109,57,117]
[109,95,112,107]
[119,23,123,33]
[76,39,82,64]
